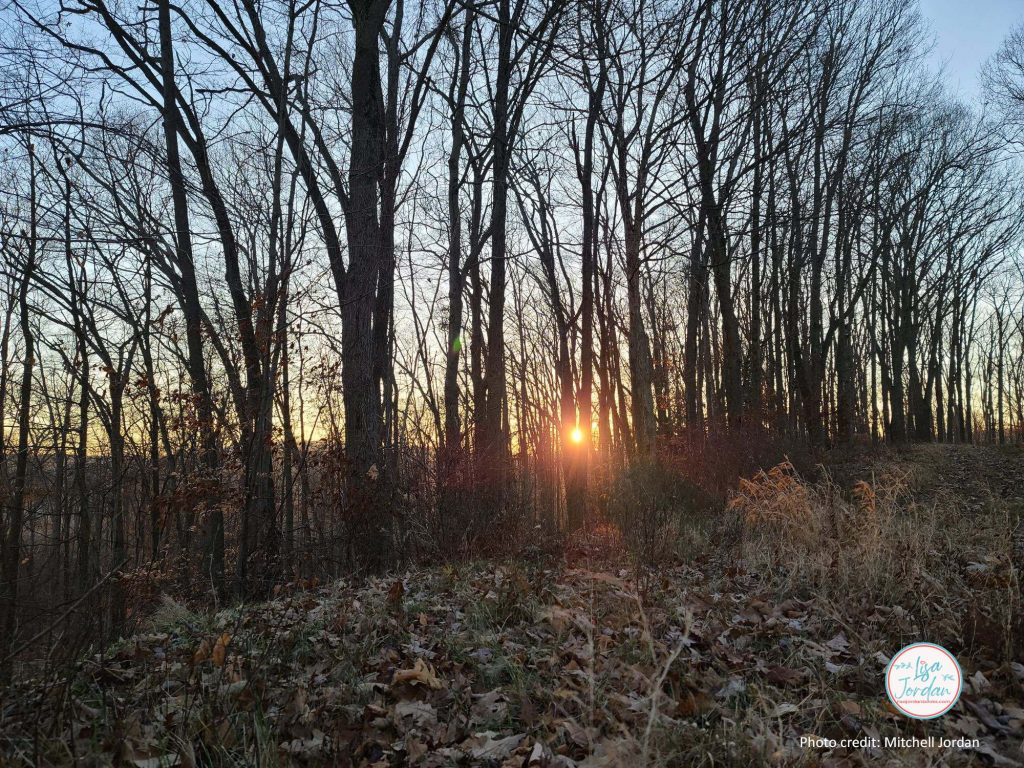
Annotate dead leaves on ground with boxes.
[1,556,1022,767]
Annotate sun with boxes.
[570,427,584,444]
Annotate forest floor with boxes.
[1,444,1023,767]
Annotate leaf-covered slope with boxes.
[2,446,1023,767]
[1,556,1021,767]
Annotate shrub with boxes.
[608,458,713,565]
[658,420,814,503]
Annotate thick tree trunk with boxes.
[342,0,389,570]
[573,49,603,529]
[624,225,657,455]
[481,0,513,502]
[108,394,126,635]
[443,18,472,455]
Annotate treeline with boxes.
[1,0,1023,673]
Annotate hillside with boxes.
[1,445,1022,767]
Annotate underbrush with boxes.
[605,424,811,568]
[731,461,912,599]
[607,458,718,565]
[730,460,1022,663]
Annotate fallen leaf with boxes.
[280,729,325,757]
[192,638,211,665]
[212,632,230,667]
[713,676,746,701]
[964,697,1008,733]
[403,736,429,763]
[542,605,592,633]
[392,658,443,690]
[765,665,805,687]
[462,731,526,760]
[975,742,1024,768]
[394,700,437,732]
[676,689,716,717]
[471,690,509,724]
[387,580,405,609]
[527,740,551,766]
[825,632,850,654]
[838,700,862,716]
[969,670,991,694]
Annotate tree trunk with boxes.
[1,143,37,682]
[342,0,389,570]
[158,0,223,595]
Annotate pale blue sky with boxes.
[920,0,1024,100]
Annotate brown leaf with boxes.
[471,691,509,724]
[387,580,405,609]
[881,699,903,718]
[212,632,231,667]
[403,737,429,763]
[838,699,862,717]
[392,658,442,690]
[462,731,526,760]
[394,700,438,733]
[542,606,593,634]
[676,690,716,717]
[826,632,850,654]
[765,665,805,687]
[192,638,211,665]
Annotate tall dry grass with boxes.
[730,461,910,597]
[730,460,1021,661]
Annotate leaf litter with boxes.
[0,444,1021,766]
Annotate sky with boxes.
[919,0,1024,101]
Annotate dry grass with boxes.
[730,457,1022,664]
[731,461,907,597]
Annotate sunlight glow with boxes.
[570,427,584,444]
